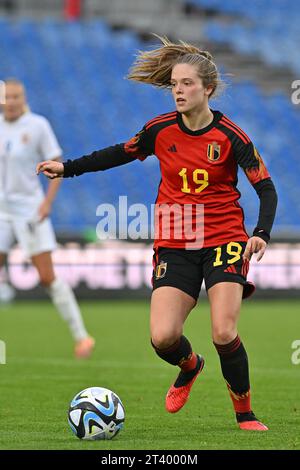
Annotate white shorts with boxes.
[0,217,57,258]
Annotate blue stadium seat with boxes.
[194,0,300,74]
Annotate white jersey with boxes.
[0,111,62,220]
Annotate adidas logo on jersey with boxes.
[168,144,177,152]
[224,265,237,274]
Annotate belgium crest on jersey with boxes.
[207,142,221,161]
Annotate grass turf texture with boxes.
[0,299,299,450]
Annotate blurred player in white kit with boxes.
[0,79,95,358]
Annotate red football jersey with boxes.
[124,110,270,249]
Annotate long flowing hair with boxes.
[127,35,223,98]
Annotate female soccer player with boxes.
[37,37,277,430]
[0,79,94,358]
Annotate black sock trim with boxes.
[236,411,257,423]
[213,335,241,355]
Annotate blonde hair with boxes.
[4,78,30,112]
[127,35,223,98]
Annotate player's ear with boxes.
[205,85,214,97]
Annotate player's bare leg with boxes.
[0,252,15,302]
[208,282,268,431]
[0,253,6,267]
[31,251,95,358]
[151,286,205,413]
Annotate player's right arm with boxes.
[36,128,153,179]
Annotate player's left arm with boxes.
[234,141,278,261]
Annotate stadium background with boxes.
[0,0,299,300]
[0,0,300,452]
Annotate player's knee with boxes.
[39,275,55,288]
[151,330,181,351]
[212,326,236,345]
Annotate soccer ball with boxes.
[68,387,125,440]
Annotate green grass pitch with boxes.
[0,298,299,450]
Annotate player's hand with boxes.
[243,236,267,262]
[36,160,64,179]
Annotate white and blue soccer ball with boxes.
[68,387,125,440]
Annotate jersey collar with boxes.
[177,110,223,136]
